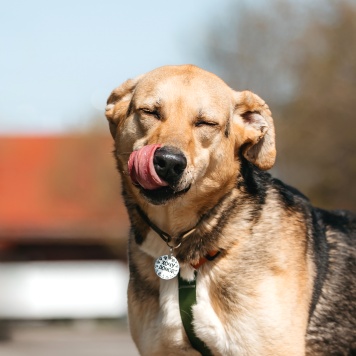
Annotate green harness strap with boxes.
[178,272,213,356]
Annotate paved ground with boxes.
[0,321,139,356]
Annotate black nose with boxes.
[153,146,187,186]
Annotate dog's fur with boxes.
[105,65,356,355]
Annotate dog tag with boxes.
[154,254,180,280]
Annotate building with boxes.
[0,135,130,321]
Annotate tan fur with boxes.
[106,65,321,355]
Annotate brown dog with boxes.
[105,65,356,355]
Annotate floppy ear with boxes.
[105,75,142,138]
[232,90,276,170]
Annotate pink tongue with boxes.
[128,144,169,190]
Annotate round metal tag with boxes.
[154,255,180,280]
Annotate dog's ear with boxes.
[105,75,142,138]
[232,90,276,170]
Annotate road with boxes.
[0,321,139,356]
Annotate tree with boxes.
[204,0,356,211]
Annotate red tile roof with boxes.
[0,135,129,242]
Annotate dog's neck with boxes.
[130,187,247,265]
[136,204,202,249]
[137,182,238,238]
[144,203,201,238]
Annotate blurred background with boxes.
[0,0,355,355]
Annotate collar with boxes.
[135,204,198,249]
[135,205,220,268]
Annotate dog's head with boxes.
[106,65,275,207]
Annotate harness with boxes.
[135,206,220,355]
[179,251,220,356]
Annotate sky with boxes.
[0,0,232,135]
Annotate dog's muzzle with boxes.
[128,144,190,205]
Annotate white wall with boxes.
[0,261,129,319]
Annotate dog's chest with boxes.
[156,266,258,356]
[139,234,258,354]
[157,267,220,351]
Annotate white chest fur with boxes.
[139,231,253,355]
[139,231,264,355]
[156,265,236,356]
[156,266,266,356]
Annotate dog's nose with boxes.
[153,146,187,186]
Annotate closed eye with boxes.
[139,108,161,119]
[195,120,219,127]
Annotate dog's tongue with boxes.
[128,144,168,190]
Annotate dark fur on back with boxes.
[241,162,356,354]
[307,208,356,354]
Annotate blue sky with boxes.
[0,0,232,134]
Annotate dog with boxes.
[105,65,356,355]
